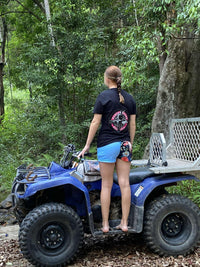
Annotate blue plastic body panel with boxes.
[130,174,199,206]
[16,162,91,216]
[15,162,199,217]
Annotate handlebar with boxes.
[60,144,94,169]
[72,151,92,159]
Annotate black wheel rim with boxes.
[39,223,68,251]
[161,212,191,245]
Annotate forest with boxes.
[0,0,200,202]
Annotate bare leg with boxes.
[99,162,115,233]
[115,159,131,232]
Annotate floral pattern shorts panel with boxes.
[117,141,132,162]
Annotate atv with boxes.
[11,117,200,267]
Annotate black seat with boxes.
[113,167,154,185]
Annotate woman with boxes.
[79,66,136,233]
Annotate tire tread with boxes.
[19,203,84,267]
[143,194,200,256]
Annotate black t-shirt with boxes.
[93,88,136,147]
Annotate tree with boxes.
[117,0,200,156]
[151,37,200,142]
[1,0,127,154]
[150,0,200,143]
[0,16,7,124]
[43,0,55,47]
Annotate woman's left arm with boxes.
[129,114,136,149]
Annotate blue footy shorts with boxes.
[97,141,132,163]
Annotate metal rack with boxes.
[132,117,200,174]
[16,165,51,182]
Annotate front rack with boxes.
[15,164,50,182]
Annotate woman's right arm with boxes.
[78,114,102,158]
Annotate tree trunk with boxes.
[152,37,200,142]
[157,31,167,75]
[144,36,200,157]
[0,17,7,124]
[44,0,55,47]
[0,63,4,123]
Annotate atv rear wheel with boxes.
[143,194,200,256]
[19,203,84,267]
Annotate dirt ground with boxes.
[1,224,200,267]
[0,225,19,240]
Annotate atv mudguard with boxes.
[16,162,92,217]
[131,173,199,206]
[127,173,199,233]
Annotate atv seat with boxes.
[113,167,154,185]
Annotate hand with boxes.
[128,141,132,152]
[78,145,90,159]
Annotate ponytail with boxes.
[116,77,125,104]
[105,65,125,104]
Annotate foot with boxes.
[101,226,109,233]
[115,224,128,232]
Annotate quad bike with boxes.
[11,117,200,267]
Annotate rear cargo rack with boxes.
[132,117,200,174]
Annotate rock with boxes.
[0,194,12,209]
[0,194,17,225]
[0,208,8,213]
[0,211,17,225]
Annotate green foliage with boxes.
[0,0,158,191]
[118,25,159,158]
[0,89,87,189]
[1,0,200,204]
[168,180,200,206]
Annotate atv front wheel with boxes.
[143,194,200,256]
[19,203,84,267]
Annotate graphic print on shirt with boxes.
[109,110,128,132]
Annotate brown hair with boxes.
[105,66,125,104]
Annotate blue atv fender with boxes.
[13,162,92,218]
[111,167,199,233]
